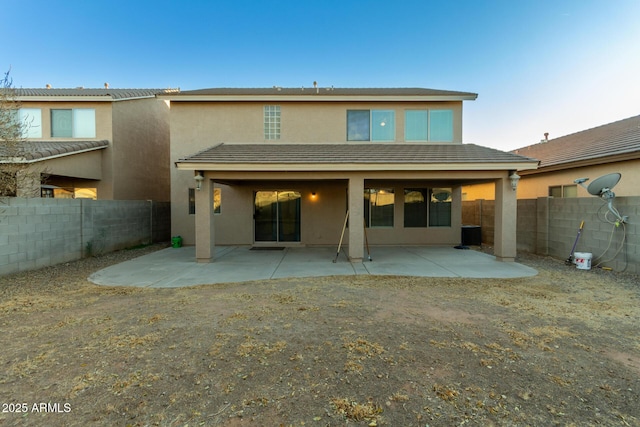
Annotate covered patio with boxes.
[175,143,538,264]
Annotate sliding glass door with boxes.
[254,191,301,242]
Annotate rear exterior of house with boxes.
[161,87,537,262]
[9,88,172,201]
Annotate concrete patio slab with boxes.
[88,245,537,288]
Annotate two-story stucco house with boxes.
[159,86,537,262]
[6,87,172,201]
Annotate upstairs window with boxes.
[8,108,42,138]
[405,109,453,142]
[347,110,395,141]
[264,105,280,140]
[347,110,369,141]
[19,108,42,138]
[405,110,428,141]
[51,108,96,138]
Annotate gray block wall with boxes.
[0,198,171,276]
[545,197,638,273]
[464,196,639,274]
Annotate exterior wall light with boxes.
[194,171,204,191]
[509,171,521,191]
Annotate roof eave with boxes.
[159,94,477,102]
[175,160,538,172]
[16,96,115,102]
[1,144,108,164]
[519,151,639,175]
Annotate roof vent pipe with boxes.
[104,82,109,89]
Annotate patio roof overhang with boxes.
[175,143,539,174]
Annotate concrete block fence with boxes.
[0,198,170,276]
[463,196,640,274]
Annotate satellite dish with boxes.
[586,173,621,196]
[577,172,627,224]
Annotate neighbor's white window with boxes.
[549,185,577,198]
[264,105,281,140]
[51,108,96,138]
[19,108,42,138]
[405,109,453,142]
[347,110,396,142]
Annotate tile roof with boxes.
[178,143,536,167]
[164,87,477,99]
[512,114,640,170]
[11,88,178,100]
[0,140,109,162]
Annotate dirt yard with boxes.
[0,244,638,426]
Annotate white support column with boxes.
[347,176,364,262]
[494,174,517,262]
[195,176,215,263]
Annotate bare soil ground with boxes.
[0,244,639,427]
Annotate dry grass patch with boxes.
[236,339,287,358]
[331,397,383,423]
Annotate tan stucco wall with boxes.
[39,150,103,180]
[462,159,640,200]
[112,98,171,201]
[170,100,465,244]
[170,100,463,146]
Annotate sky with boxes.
[3,0,639,151]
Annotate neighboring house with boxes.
[159,86,538,262]
[463,114,640,200]
[2,87,173,201]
